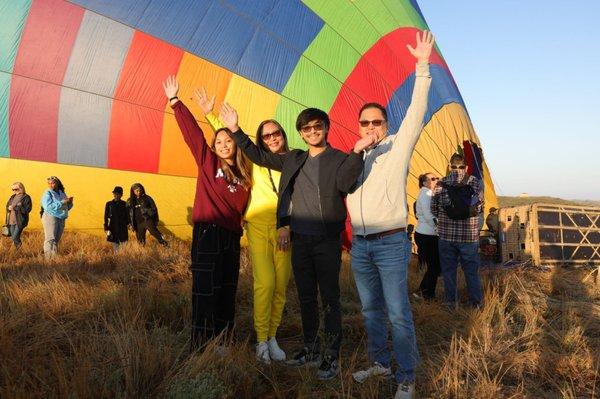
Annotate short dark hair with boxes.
[449,153,465,164]
[296,108,329,132]
[418,173,431,188]
[358,103,388,121]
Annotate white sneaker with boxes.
[267,337,286,361]
[394,381,415,399]
[352,362,392,383]
[256,341,271,364]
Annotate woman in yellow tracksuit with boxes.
[195,88,292,364]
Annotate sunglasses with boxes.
[359,119,385,128]
[300,122,324,134]
[450,165,466,170]
[261,130,282,141]
[12,188,19,191]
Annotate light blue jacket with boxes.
[41,189,72,219]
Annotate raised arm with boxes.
[391,31,434,155]
[193,87,225,133]
[163,76,211,166]
[219,102,285,171]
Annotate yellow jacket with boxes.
[205,114,280,226]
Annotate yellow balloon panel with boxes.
[224,75,280,139]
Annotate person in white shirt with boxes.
[414,173,440,300]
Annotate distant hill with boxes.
[498,196,600,208]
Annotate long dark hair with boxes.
[128,183,146,205]
[212,128,252,190]
[256,119,289,153]
[48,176,65,193]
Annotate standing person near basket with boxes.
[41,176,73,258]
[346,30,434,399]
[219,102,374,380]
[5,182,32,249]
[126,183,168,247]
[431,153,484,309]
[162,76,252,350]
[104,186,129,251]
[195,87,292,364]
[414,173,441,300]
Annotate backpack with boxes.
[442,176,479,220]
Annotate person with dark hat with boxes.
[126,183,168,247]
[104,186,129,251]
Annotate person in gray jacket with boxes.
[5,182,32,248]
[346,30,434,399]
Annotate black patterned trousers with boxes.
[190,222,241,350]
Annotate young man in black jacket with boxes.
[220,104,375,379]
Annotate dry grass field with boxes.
[1,231,599,398]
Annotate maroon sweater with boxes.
[172,101,249,235]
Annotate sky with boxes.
[418,0,600,200]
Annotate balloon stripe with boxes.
[0,0,32,157]
[9,0,84,162]
[107,31,183,173]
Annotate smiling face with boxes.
[260,122,286,154]
[358,107,388,144]
[47,179,57,190]
[214,130,237,161]
[299,119,327,147]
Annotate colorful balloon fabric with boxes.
[0,0,498,238]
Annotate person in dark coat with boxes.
[104,186,129,251]
[5,182,33,248]
[126,183,168,246]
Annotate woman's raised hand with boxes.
[219,102,239,132]
[194,87,216,115]
[162,75,179,101]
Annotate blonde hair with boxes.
[11,182,26,194]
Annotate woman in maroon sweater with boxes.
[162,76,252,350]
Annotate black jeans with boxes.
[190,223,241,350]
[134,218,164,245]
[415,232,441,300]
[291,233,342,357]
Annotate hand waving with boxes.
[162,75,179,101]
[407,30,435,63]
[219,102,239,132]
[194,87,216,115]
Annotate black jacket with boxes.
[127,195,159,229]
[230,129,364,235]
[104,199,129,242]
[5,194,32,229]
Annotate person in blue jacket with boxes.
[41,176,73,258]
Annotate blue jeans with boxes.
[438,239,483,306]
[9,224,23,247]
[351,231,419,383]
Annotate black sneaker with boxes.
[285,347,321,367]
[316,355,339,380]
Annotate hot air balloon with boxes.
[0,0,498,239]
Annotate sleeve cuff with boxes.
[415,61,431,78]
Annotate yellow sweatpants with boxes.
[246,222,292,342]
